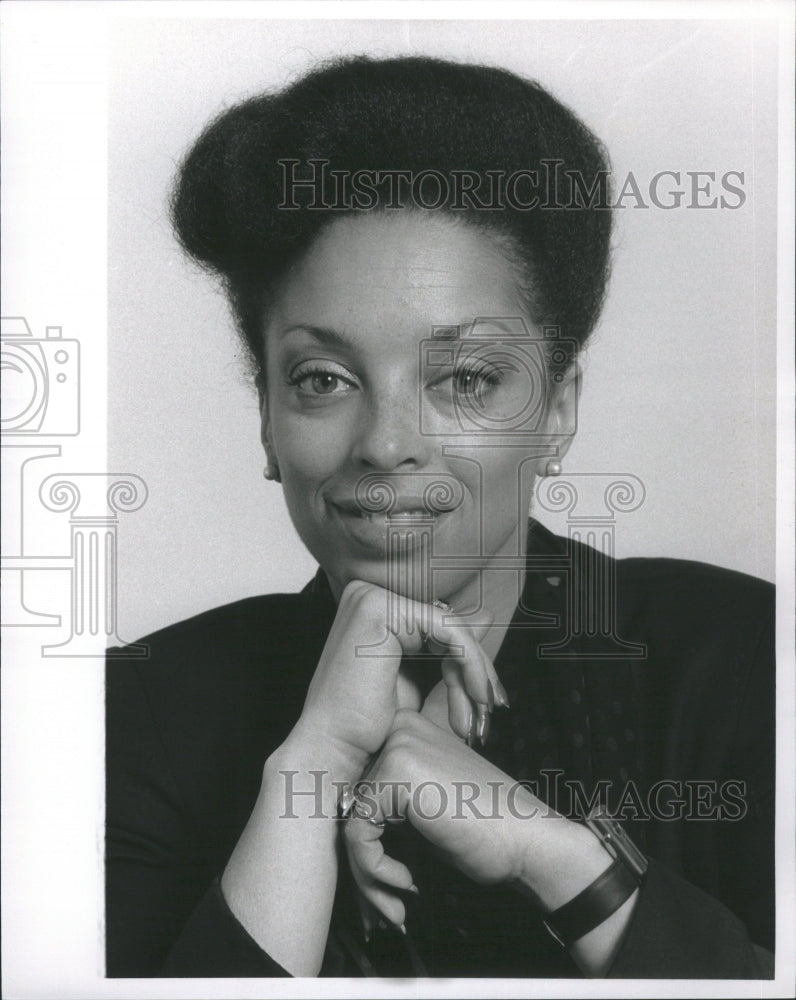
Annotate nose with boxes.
[350,383,430,471]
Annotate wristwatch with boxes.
[542,807,648,948]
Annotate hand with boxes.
[219,582,506,975]
[291,580,506,770]
[343,707,549,931]
[343,705,616,944]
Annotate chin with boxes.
[322,552,474,610]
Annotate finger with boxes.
[347,839,381,883]
[345,827,408,930]
[371,853,417,893]
[345,822,385,890]
[448,620,511,710]
[371,588,501,707]
[353,835,416,892]
[425,608,510,709]
[427,616,495,708]
[347,812,388,845]
[380,591,480,659]
[427,608,494,646]
[348,836,416,898]
[440,658,475,742]
[353,886,379,943]
[361,882,407,931]
[349,857,397,935]
[343,583,508,705]
[471,609,495,644]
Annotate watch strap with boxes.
[542,857,640,948]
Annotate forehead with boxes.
[266,213,527,346]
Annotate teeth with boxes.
[355,509,435,520]
[334,504,452,520]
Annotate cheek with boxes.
[461,450,535,523]
[269,408,352,480]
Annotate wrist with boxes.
[513,814,612,912]
[255,737,364,829]
[274,722,371,785]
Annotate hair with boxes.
[170,55,613,381]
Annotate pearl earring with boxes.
[544,459,562,477]
[263,461,281,482]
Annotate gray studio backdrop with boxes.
[108,17,777,642]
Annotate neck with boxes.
[442,526,529,662]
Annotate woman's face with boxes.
[261,212,575,605]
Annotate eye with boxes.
[428,361,510,404]
[453,364,505,400]
[287,361,358,397]
[305,372,345,395]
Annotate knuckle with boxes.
[374,859,396,884]
[358,585,387,619]
[385,714,419,758]
[340,579,367,608]
[382,737,412,775]
[393,707,419,729]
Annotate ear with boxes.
[255,373,276,462]
[540,361,581,465]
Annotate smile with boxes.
[330,495,458,519]
[341,508,443,521]
[328,499,454,552]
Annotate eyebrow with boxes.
[279,324,357,348]
[279,317,531,346]
[281,323,463,348]
[434,317,532,339]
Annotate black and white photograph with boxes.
[2,3,794,997]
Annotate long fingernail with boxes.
[486,680,495,713]
[476,703,490,745]
[408,883,420,895]
[466,708,476,746]
[398,922,407,935]
[495,680,511,708]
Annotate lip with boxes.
[331,496,456,518]
[327,498,453,552]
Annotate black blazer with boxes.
[106,521,774,978]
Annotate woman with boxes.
[106,55,774,979]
